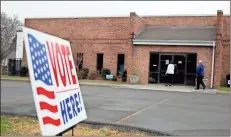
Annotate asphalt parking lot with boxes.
[1,80,230,136]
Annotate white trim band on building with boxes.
[133,39,215,46]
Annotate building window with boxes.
[97,53,104,74]
[149,53,159,83]
[117,54,125,75]
[76,53,83,71]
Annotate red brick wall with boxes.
[144,16,217,26]
[221,17,230,86]
[72,40,129,75]
[223,16,230,40]
[127,12,147,79]
[24,17,131,73]
[25,17,130,40]
[133,45,213,87]
[214,11,224,87]
[140,15,230,87]
[143,15,230,87]
[130,12,147,35]
[221,40,230,85]
[222,16,230,86]
[24,13,230,87]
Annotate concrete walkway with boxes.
[1,77,220,94]
[114,84,218,94]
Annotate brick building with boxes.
[23,10,230,88]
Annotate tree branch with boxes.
[1,12,22,62]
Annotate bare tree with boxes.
[1,12,22,63]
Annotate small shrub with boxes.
[122,70,127,82]
[89,71,98,80]
[101,68,111,78]
[82,67,89,74]
[77,67,89,79]
[81,70,88,79]
[112,76,117,81]
[132,68,137,76]
[1,66,8,75]
[20,66,28,77]
[77,71,83,80]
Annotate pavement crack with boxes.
[113,98,168,124]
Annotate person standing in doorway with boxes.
[165,61,175,86]
[195,60,206,90]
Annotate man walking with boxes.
[165,61,175,86]
[196,60,206,90]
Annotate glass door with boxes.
[149,53,159,83]
[173,55,186,84]
[159,54,173,83]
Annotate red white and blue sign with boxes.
[23,27,87,136]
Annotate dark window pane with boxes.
[160,55,172,71]
[149,53,159,72]
[187,54,197,74]
[97,54,103,73]
[117,54,125,75]
[149,72,159,83]
[186,74,196,85]
[159,55,172,83]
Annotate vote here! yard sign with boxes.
[23,27,87,136]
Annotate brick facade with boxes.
[132,46,213,86]
[222,40,230,85]
[214,10,224,87]
[23,10,230,88]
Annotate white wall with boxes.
[16,31,24,59]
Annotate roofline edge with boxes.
[133,40,215,46]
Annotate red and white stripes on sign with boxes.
[36,87,61,126]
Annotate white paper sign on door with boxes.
[166,60,169,65]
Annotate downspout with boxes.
[210,41,216,88]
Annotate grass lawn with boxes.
[0,115,147,136]
[1,75,29,81]
[1,76,126,86]
[217,87,230,93]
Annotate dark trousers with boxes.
[196,76,206,89]
[167,74,174,85]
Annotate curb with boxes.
[113,85,218,95]
[80,120,172,136]
[1,112,172,136]
[216,91,230,94]
[80,83,122,87]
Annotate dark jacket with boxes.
[196,64,204,77]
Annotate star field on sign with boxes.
[28,34,53,85]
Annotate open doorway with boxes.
[97,53,103,74]
[117,54,125,75]
[186,54,197,85]
[149,52,197,86]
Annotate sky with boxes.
[1,1,230,23]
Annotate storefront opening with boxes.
[97,53,104,74]
[149,52,197,86]
[117,54,125,75]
